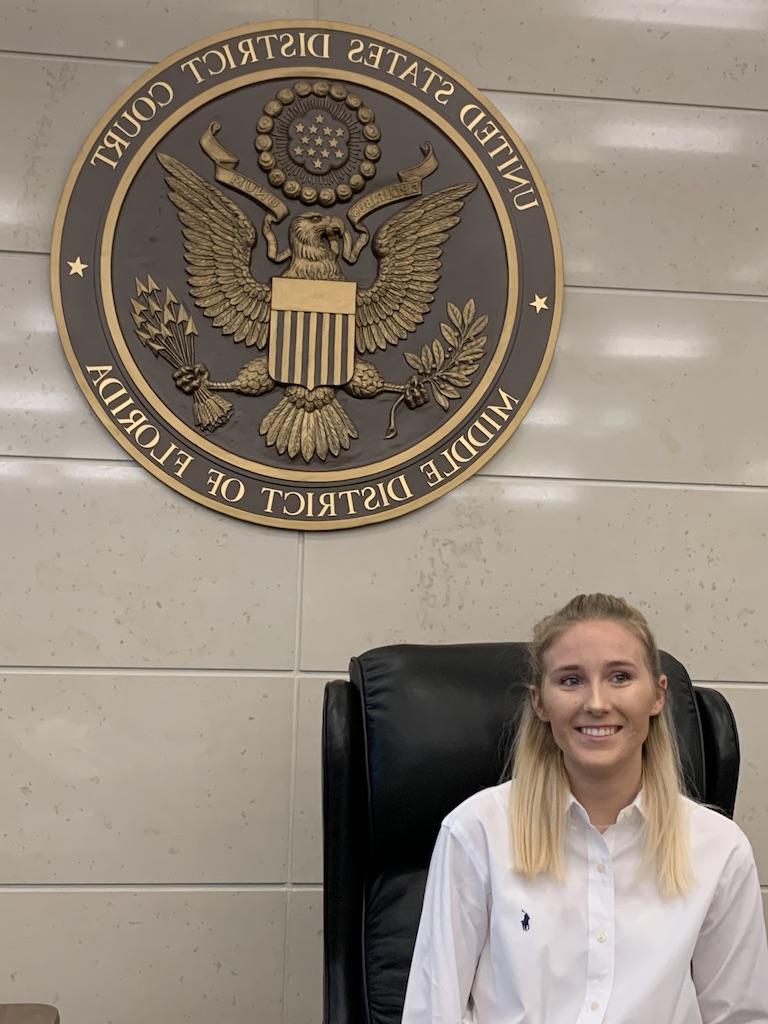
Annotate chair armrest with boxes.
[322,679,368,1024]
[0,1007,60,1024]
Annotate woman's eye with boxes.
[560,676,580,687]
[611,672,630,683]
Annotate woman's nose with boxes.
[584,681,610,712]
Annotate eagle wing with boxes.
[157,152,271,348]
[355,182,476,353]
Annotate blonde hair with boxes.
[507,594,691,898]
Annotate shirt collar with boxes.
[566,788,646,828]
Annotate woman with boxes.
[401,594,768,1023]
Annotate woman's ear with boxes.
[530,685,548,722]
[650,674,668,717]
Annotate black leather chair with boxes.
[321,643,739,1024]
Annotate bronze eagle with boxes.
[157,152,474,462]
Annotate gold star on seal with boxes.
[67,257,88,277]
[529,294,548,314]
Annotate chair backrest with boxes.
[321,643,740,1024]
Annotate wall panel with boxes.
[5,1,768,114]
[490,91,768,295]
[0,253,118,460]
[0,672,293,883]
[0,889,285,1024]
[301,477,768,682]
[291,677,328,884]
[0,458,299,669]
[284,888,323,1024]
[1,2,316,61]
[0,55,147,254]
[318,1,768,110]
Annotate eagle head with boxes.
[285,214,346,279]
[289,213,344,249]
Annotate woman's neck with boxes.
[567,766,642,831]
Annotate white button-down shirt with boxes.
[402,782,768,1024]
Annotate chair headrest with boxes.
[350,643,703,869]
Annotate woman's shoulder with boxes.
[682,795,756,862]
[441,781,511,841]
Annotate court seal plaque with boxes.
[52,21,563,529]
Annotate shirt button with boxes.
[591,1002,600,1011]
[596,931,608,943]
[597,863,606,874]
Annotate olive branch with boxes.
[385,299,488,438]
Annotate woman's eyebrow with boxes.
[548,659,638,673]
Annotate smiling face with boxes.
[531,619,667,790]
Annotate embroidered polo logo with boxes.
[521,911,531,932]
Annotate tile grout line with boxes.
[475,474,768,494]
[0,668,761,686]
[564,283,768,302]
[0,47,766,118]
[0,247,50,258]
[693,681,768,690]
[294,533,306,682]
[1,454,768,494]
[481,84,768,118]
[282,531,306,1024]
[0,883,323,892]
[281,884,293,1024]
[0,48,152,67]
[0,666,344,677]
[4,251,768,304]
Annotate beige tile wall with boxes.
[0,2,766,1021]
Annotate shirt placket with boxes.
[576,825,615,1024]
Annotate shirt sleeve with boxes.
[692,835,768,1023]
[401,821,490,1024]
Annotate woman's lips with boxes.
[575,725,622,738]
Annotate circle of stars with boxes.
[289,110,349,176]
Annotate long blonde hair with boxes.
[507,594,691,898]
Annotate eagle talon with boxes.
[173,363,209,394]
[404,375,429,409]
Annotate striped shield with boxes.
[269,277,357,389]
